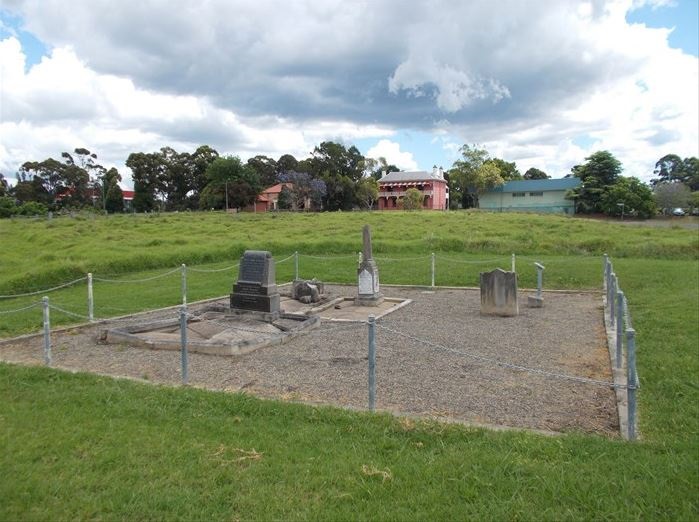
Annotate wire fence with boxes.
[0,252,638,440]
[603,254,639,441]
[0,249,583,352]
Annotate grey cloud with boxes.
[5,0,661,132]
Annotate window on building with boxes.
[529,191,543,197]
[512,192,526,197]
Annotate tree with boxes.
[278,171,327,210]
[683,157,699,191]
[690,191,699,212]
[19,158,64,204]
[247,155,278,188]
[188,145,220,207]
[321,174,356,210]
[12,172,50,205]
[566,150,622,214]
[309,141,365,182]
[652,154,683,185]
[524,167,549,180]
[356,177,379,209]
[126,152,162,212]
[200,156,262,210]
[651,154,698,191]
[0,196,16,218]
[449,145,504,208]
[485,158,521,181]
[276,154,299,176]
[600,176,655,219]
[277,186,293,210]
[402,188,423,210]
[364,157,399,180]
[0,174,8,197]
[103,168,124,213]
[653,182,691,214]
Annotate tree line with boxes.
[1,140,696,218]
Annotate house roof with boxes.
[262,183,292,195]
[489,177,581,193]
[379,170,446,183]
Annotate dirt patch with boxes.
[0,285,618,436]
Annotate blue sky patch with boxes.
[0,10,48,69]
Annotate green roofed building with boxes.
[479,178,581,214]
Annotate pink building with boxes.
[378,168,449,210]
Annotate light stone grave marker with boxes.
[480,268,518,317]
[356,224,383,306]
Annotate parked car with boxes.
[672,208,686,216]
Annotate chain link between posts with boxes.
[375,322,634,390]
[0,277,87,299]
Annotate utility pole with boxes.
[225,180,229,212]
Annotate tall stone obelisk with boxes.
[356,225,383,306]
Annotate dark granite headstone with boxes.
[230,250,280,318]
[480,268,518,317]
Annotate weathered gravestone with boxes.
[230,250,281,319]
[292,279,325,304]
[356,225,383,306]
[480,268,519,317]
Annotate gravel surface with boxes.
[0,285,618,436]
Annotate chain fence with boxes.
[603,254,639,440]
[0,252,638,440]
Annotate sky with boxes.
[0,0,697,188]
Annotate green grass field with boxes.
[1,210,697,520]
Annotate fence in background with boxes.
[603,254,639,440]
[0,251,522,322]
[0,253,639,440]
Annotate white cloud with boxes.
[0,37,393,185]
[388,57,511,112]
[366,139,419,171]
[0,0,697,185]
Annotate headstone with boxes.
[480,268,518,317]
[230,250,280,319]
[292,279,325,304]
[356,225,383,306]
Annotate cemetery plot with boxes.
[0,285,617,436]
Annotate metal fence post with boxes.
[368,315,376,411]
[294,251,299,280]
[87,272,94,322]
[626,328,637,440]
[511,253,516,272]
[603,254,609,290]
[180,305,189,385]
[42,296,51,366]
[610,274,617,326]
[535,262,545,298]
[181,264,187,306]
[431,252,435,288]
[616,290,624,368]
[606,266,613,317]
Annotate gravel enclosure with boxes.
[0,285,618,436]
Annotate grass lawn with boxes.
[0,210,697,520]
